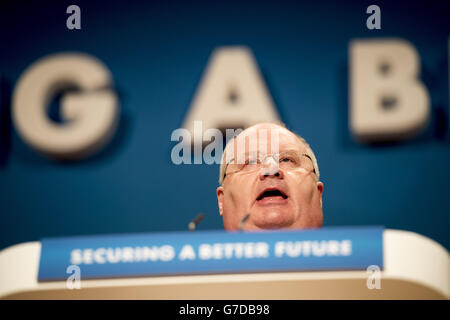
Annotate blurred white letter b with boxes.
[350,39,430,142]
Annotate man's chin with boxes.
[251,209,294,230]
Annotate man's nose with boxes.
[259,159,284,180]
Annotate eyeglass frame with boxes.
[222,152,317,181]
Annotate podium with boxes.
[0,228,448,299]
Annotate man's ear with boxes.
[217,186,224,216]
[317,181,324,208]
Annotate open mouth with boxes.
[256,188,288,201]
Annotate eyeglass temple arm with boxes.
[302,153,316,175]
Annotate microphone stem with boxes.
[188,213,205,232]
[238,213,250,231]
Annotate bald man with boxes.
[217,123,323,230]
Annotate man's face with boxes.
[217,124,323,231]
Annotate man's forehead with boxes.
[230,124,306,153]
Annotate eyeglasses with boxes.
[223,151,316,179]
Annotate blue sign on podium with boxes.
[38,226,384,281]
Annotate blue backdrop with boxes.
[1,0,449,251]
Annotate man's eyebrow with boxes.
[273,148,308,156]
[227,148,303,160]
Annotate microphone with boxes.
[188,213,205,232]
[238,213,250,231]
